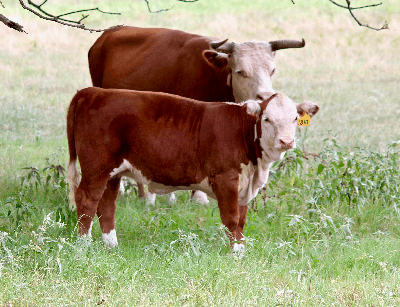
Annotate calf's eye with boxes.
[264,118,269,122]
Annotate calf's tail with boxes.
[66,92,83,211]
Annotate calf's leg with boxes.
[211,172,241,244]
[237,204,248,240]
[137,182,147,198]
[97,177,121,248]
[75,176,108,236]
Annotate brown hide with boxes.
[67,87,261,243]
[88,26,235,102]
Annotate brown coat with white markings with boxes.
[88,26,306,202]
[67,88,319,248]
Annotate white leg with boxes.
[87,221,93,237]
[233,242,245,252]
[168,192,176,204]
[119,178,126,195]
[102,229,118,248]
[147,191,156,205]
[192,191,209,205]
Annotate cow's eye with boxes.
[294,116,298,122]
[264,118,269,122]
[271,68,276,76]
[236,70,247,77]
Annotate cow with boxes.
[88,26,306,204]
[66,87,319,249]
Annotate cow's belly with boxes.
[149,179,216,199]
[110,159,216,198]
[238,159,272,206]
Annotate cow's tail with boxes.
[66,91,83,211]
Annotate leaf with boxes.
[316,164,325,176]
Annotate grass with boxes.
[1,0,400,305]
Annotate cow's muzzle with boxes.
[279,137,294,149]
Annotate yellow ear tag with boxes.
[298,113,310,126]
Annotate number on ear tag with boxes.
[298,113,310,126]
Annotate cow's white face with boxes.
[254,93,319,161]
[229,42,277,102]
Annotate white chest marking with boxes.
[238,158,272,205]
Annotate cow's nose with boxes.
[279,138,294,149]
[256,91,276,101]
[256,94,264,101]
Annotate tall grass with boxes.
[1,0,400,305]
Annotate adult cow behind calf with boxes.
[88,26,306,204]
[67,88,319,249]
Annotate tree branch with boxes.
[17,0,123,33]
[144,0,174,13]
[0,13,27,33]
[144,0,200,13]
[328,0,389,30]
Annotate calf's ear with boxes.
[202,50,229,69]
[296,101,320,117]
[246,100,262,116]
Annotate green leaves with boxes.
[316,164,325,176]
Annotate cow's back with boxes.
[88,26,234,102]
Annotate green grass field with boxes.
[1,0,400,305]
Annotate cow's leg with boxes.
[237,205,248,239]
[75,176,108,237]
[137,182,147,198]
[233,204,248,251]
[211,171,241,245]
[147,189,156,205]
[191,190,209,205]
[97,177,121,248]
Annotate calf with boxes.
[67,88,319,248]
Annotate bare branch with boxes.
[0,13,27,33]
[18,0,123,32]
[144,0,174,13]
[328,0,382,10]
[328,0,389,30]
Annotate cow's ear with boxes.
[246,100,262,116]
[296,101,320,117]
[202,50,229,70]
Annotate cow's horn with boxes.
[210,38,228,49]
[269,39,305,51]
[210,39,234,53]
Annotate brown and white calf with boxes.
[67,88,319,249]
[89,26,306,205]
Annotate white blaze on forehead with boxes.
[258,94,298,161]
[230,42,276,102]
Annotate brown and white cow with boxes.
[67,87,319,249]
[88,26,306,204]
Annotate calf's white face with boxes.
[257,94,319,161]
[229,42,277,102]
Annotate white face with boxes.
[229,42,277,102]
[259,94,299,161]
